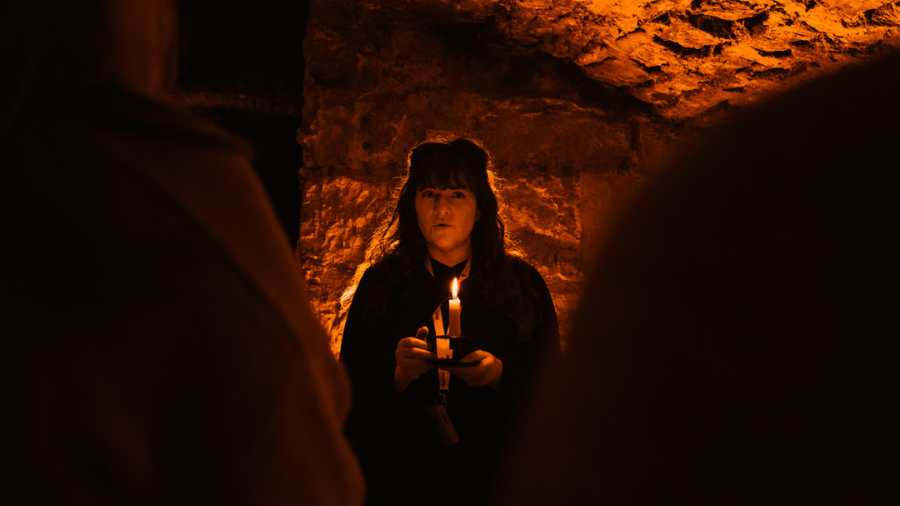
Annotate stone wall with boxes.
[179,0,899,355]
[299,0,695,354]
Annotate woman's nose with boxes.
[433,195,450,214]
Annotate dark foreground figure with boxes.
[496,50,900,504]
[1,1,363,504]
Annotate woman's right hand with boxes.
[394,326,436,393]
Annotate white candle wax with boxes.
[448,277,461,337]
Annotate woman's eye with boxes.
[453,192,466,199]
[422,190,435,198]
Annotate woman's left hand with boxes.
[445,350,503,392]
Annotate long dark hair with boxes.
[344,136,542,339]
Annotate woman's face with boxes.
[415,185,479,266]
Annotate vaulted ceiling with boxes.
[372,0,900,119]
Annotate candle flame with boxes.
[452,277,458,299]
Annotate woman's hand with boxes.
[445,350,503,392]
[394,327,436,393]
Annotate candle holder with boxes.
[425,334,480,367]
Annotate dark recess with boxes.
[178,0,310,245]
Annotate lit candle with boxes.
[448,277,461,337]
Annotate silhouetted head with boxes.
[1,0,178,132]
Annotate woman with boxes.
[340,137,560,506]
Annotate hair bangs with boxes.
[411,151,475,191]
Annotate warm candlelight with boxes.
[448,277,461,337]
